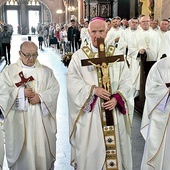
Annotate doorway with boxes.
[6,10,18,34]
[28,10,40,34]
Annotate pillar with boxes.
[64,1,68,24]
[154,0,170,21]
[130,0,136,18]
[77,0,84,22]
[20,3,28,34]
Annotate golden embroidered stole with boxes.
[82,46,119,170]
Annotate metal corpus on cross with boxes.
[15,71,34,87]
[81,37,124,125]
[81,37,124,170]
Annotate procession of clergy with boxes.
[1,14,170,170]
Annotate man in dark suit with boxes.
[67,19,80,52]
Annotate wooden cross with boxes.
[135,53,156,114]
[81,38,124,66]
[81,37,124,126]
[15,71,34,87]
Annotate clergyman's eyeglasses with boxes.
[20,51,38,59]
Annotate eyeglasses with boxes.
[141,20,150,23]
[20,51,38,59]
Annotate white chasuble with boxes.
[127,29,160,96]
[141,57,170,170]
[67,44,133,170]
[0,59,59,170]
[158,31,170,60]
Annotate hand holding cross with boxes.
[81,37,124,91]
[15,71,34,87]
[81,37,124,126]
[15,71,40,104]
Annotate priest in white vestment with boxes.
[118,17,139,55]
[118,18,139,98]
[156,19,169,42]
[158,31,170,60]
[127,16,160,97]
[141,56,170,170]
[105,17,123,47]
[80,20,90,48]
[67,17,133,170]
[0,41,60,170]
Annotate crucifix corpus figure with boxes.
[89,61,111,91]
[67,17,133,170]
[88,59,120,91]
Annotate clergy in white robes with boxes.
[118,17,139,55]
[67,17,133,170]
[0,41,59,170]
[105,17,123,47]
[156,19,169,41]
[80,20,90,48]
[158,31,170,60]
[117,18,139,98]
[118,18,139,81]
[141,56,170,170]
[127,16,160,97]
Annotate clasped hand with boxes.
[24,87,40,105]
[139,49,146,54]
[95,87,117,110]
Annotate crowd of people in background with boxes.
[29,15,170,57]
[1,15,170,57]
[1,14,170,170]
[1,15,170,81]
[1,15,170,82]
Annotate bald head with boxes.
[88,18,107,47]
[20,41,38,51]
[19,41,38,67]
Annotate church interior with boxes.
[1,0,170,170]
[0,0,169,33]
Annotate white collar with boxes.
[20,60,36,68]
[90,43,98,52]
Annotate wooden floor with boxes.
[1,35,145,170]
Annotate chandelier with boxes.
[6,0,40,5]
[68,6,76,12]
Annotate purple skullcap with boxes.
[90,17,105,23]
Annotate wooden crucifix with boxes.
[15,71,34,87]
[81,38,124,170]
[81,37,124,126]
[134,53,156,114]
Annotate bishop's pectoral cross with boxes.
[15,71,34,87]
[81,38,124,170]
